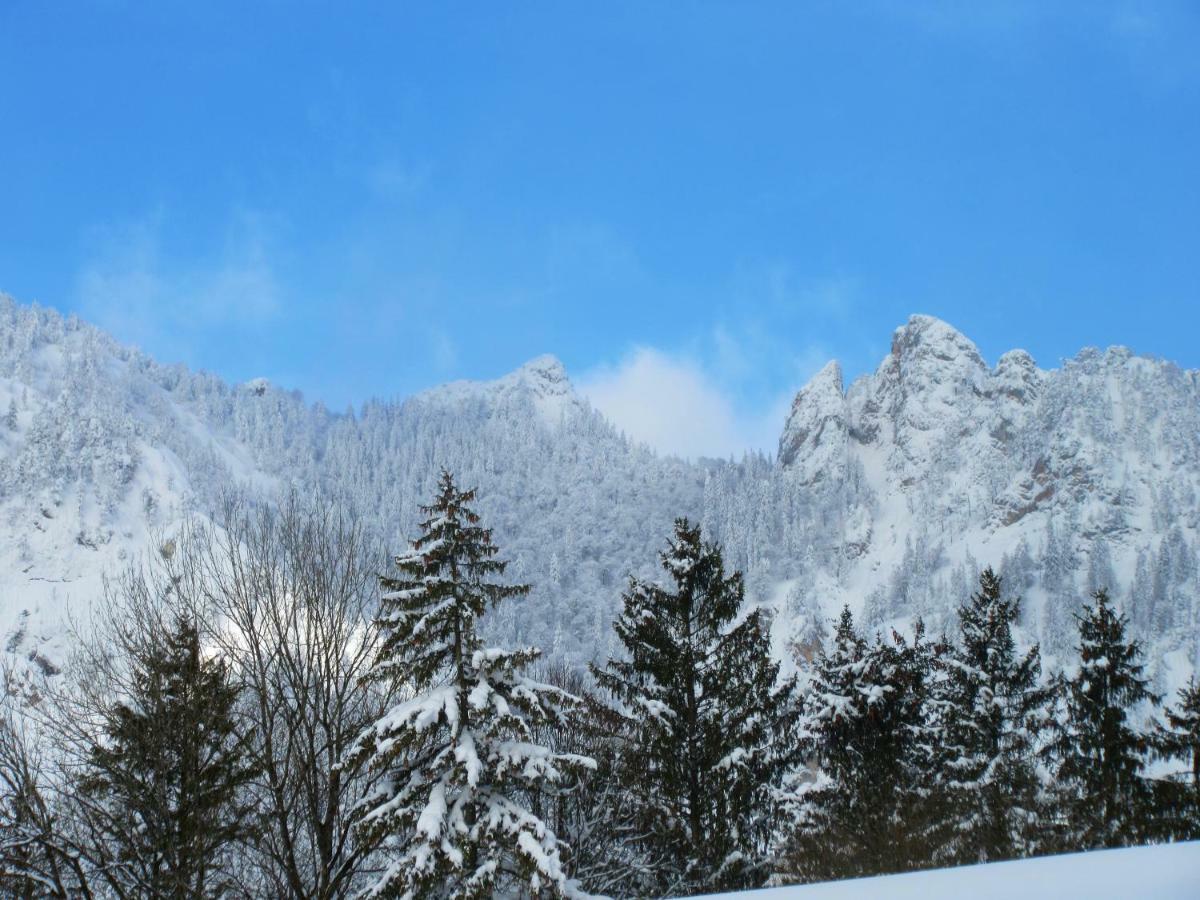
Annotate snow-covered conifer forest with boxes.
[1,293,1199,896]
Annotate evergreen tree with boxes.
[934,568,1048,864]
[1041,521,1079,656]
[881,618,946,872]
[592,518,797,896]
[1159,678,1200,792]
[525,663,656,899]
[79,614,258,898]
[1046,589,1158,849]
[1154,677,1200,839]
[782,608,940,882]
[348,470,592,899]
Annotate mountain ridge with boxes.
[0,294,1196,697]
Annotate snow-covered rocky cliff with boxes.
[0,297,1196,691]
[737,314,1200,690]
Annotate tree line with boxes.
[2,472,1198,898]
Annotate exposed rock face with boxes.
[848,315,991,482]
[779,360,846,480]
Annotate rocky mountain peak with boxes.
[991,349,1042,404]
[413,353,580,429]
[512,354,571,394]
[844,316,989,454]
[890,314,986,375]
[779,360,846,475]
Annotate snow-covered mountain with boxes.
[756,315,1200,691]
[1,296,1197,693]
[0,296,702,672]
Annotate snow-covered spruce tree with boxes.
[1045,589,1158,850]
[893,619,949,870]
[1153,678,1200,840]
[781,608,940,882]
[592,518,798,897]
[348,470,594,899]
[933,568,1049,864]
[78,613,259,898]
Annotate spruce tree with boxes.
[892,618,948,870]
[592,518,797,896]
[1159,678,1200,792]
[1154,678,1200,839]
[783,608,939,882]
[1047,589,1158,849]
[935,568,1048,864]
[79,614,258,898]
[349,470,592,899]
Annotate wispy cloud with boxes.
[730,260,858,320]
[570,250,856,459]
[427,326,458,373]
[75,210,283,362]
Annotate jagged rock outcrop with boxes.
[779,360,846,480]
[766,314,1200,679]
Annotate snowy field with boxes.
[696,841,1200,899]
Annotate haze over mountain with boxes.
[1,295,1196,695]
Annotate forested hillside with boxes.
[1,296,1198,694]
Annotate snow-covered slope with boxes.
[0,296,1197,691]
[0,296,702,672]
[696,841,1200,899]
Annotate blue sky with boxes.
[1,1,1197,457]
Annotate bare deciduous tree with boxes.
[14,489,392,898]
[0,684,93,899]
[199,491,394,899]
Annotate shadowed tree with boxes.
[79,614,258,898]
[593,518,798,896]
[1046,589,1158,850]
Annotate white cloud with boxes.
[731,260,858,321]
[579,346,808,460]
